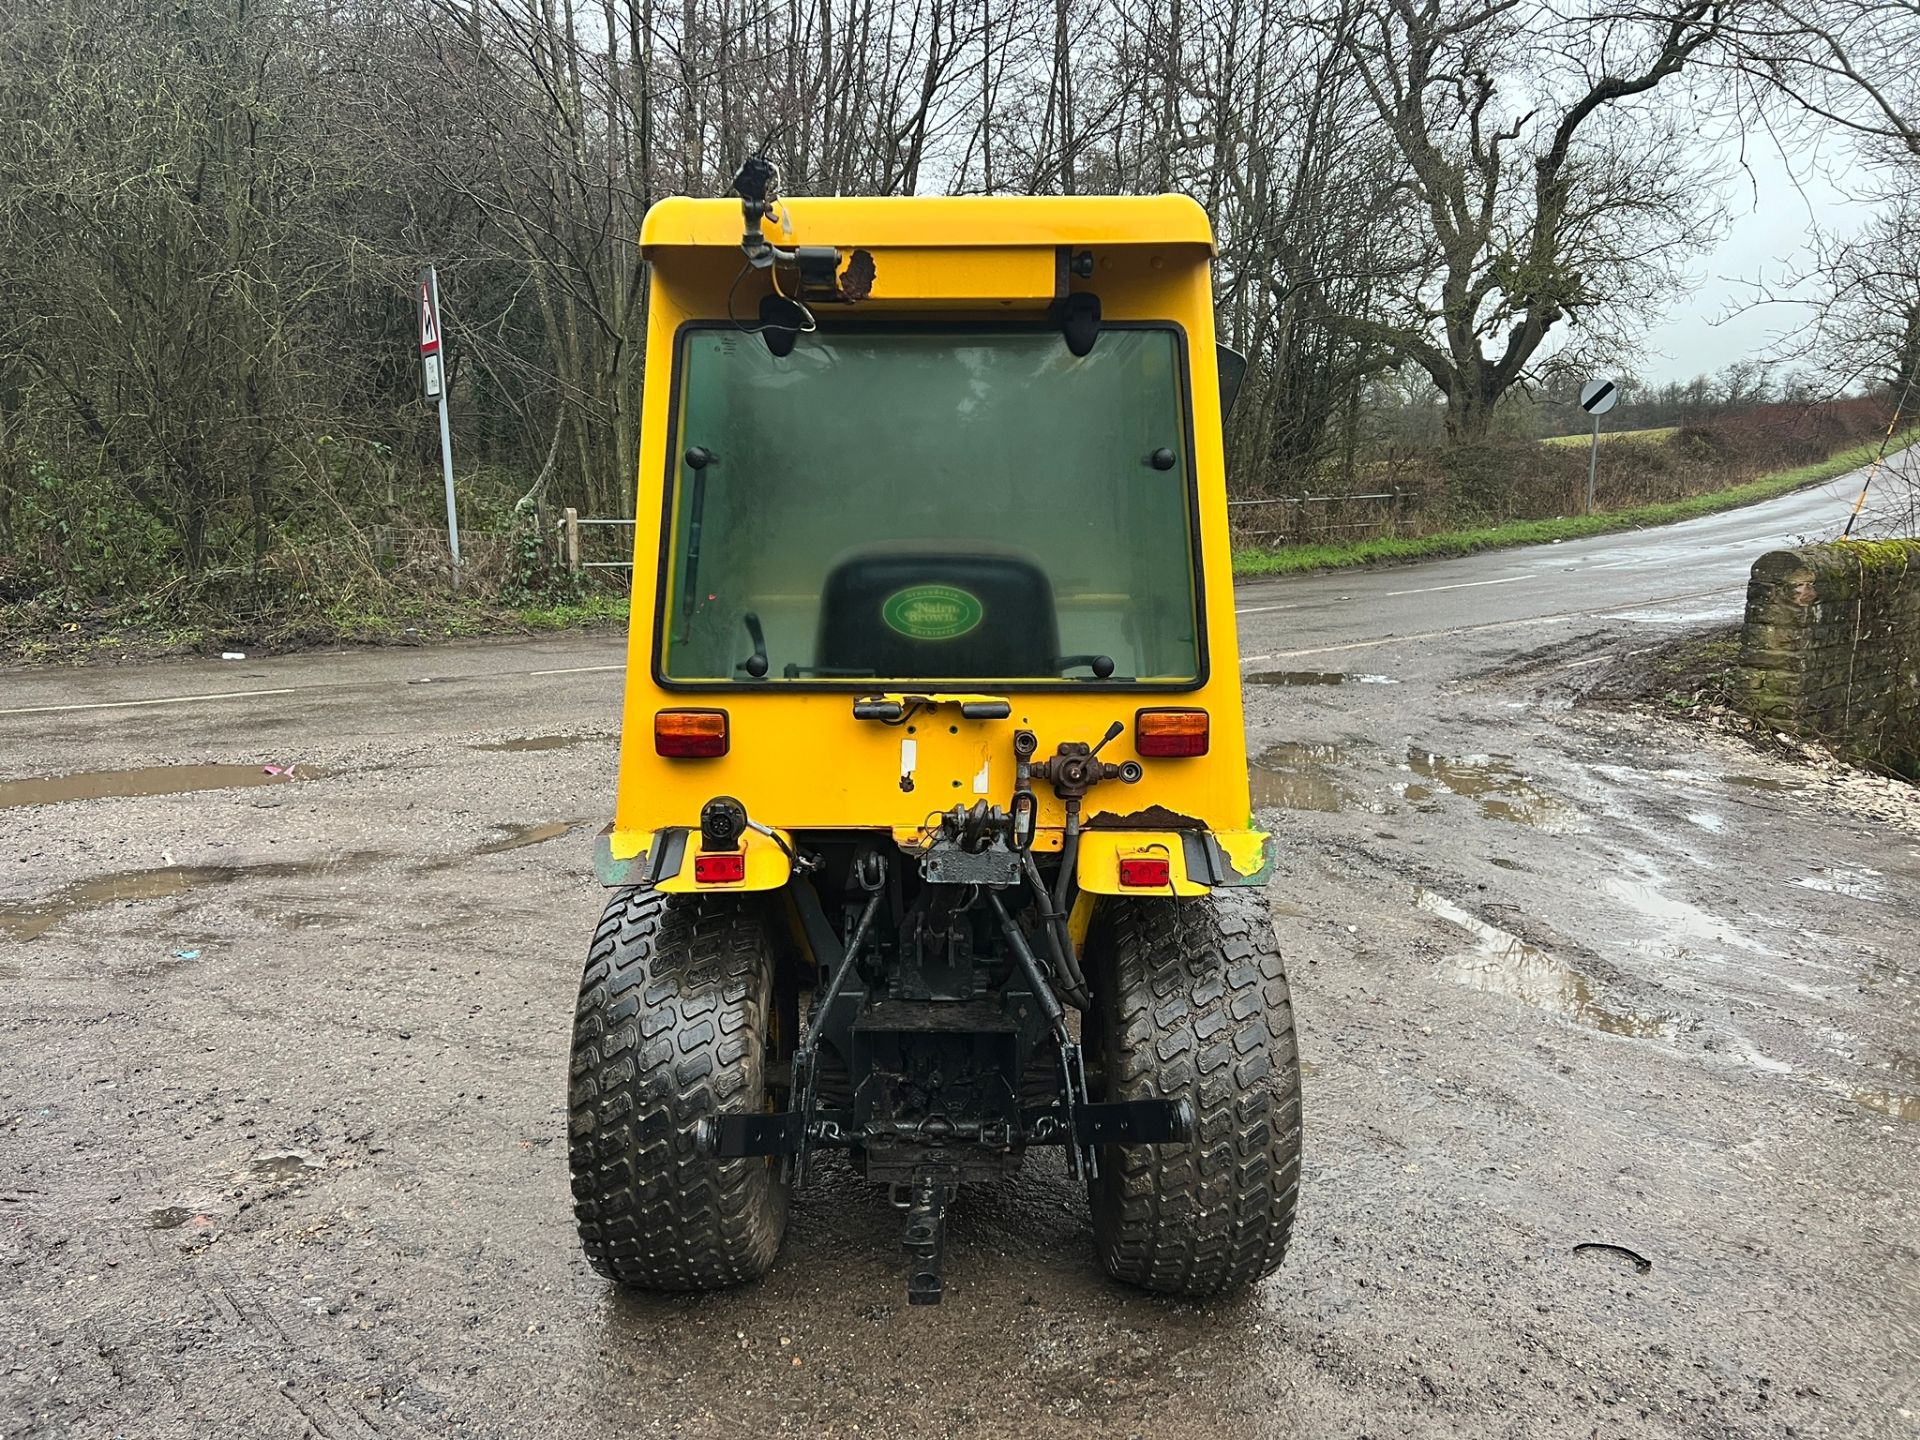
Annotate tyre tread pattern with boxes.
[567,887,787,1289]
[1089,890,1301,1297]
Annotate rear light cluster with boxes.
[655,709,728,758]
[692,852,746,884]
[1135,708,1208,757]
[1118,855,1172,887]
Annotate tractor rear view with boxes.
[567,161,1300,1303]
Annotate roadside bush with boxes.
[1231,395,1901,551]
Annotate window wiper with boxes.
[676,446,714,641]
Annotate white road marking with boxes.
[1244,584,1742,661]
[0,687,301,717]
[1379,574,1531,598]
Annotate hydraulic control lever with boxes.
[1029,720,1144,799]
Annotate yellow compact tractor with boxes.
[568,159,1300,1304]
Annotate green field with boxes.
[1539,425,1678,447]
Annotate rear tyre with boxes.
[568,887,789,1289]
[1085,890,1301,1297]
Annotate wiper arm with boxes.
[676,447,714,641]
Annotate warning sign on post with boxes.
[416,264,460,570]
[418,275,442,357]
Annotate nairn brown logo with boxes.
[880,584,984,640]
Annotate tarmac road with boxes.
[2,464,1917,1439]
[1233,457,1900,666]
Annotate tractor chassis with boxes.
[692,796,1194,1303]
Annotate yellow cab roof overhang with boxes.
[638,194,1218,258]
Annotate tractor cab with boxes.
[566,162,1300,1306]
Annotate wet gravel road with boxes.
[4,485,1919,1438]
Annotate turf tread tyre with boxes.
[1087,890,1301,1297]
[568,887,787,1289]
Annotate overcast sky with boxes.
[1634,131,1871,385]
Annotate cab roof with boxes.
[639,194,1215,255]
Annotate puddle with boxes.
[146,1205,193,1230]
[475,818,588,855]
[1792,867,1884,901]
[1249,742,1352,813]
[1416,888,1677,1038]
[250,1150,325,1179]
[1404,748,1571,828]
[468,735,592,753]
[0,851,387,943]
[1246,671,1398,687]
[1853,1090,1920,1123]
[1602,875,1767,954]
[1724,774,1802,794]
[0,763,324,810]
[280,909,361,931]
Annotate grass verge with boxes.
[1232,436,1913,578]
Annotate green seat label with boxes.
[881,585,984,640]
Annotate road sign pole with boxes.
[1587,414,1600,515]
[437,385,460,572]
[1578,376,1619,517]
[418,266,460,578]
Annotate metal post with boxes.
[419,266,460,578]
[564,506,581,574]
[437,387,459,573]
[1586,414,1600,515]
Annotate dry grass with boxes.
[1539,425,1679,447]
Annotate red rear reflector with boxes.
[655,709,728,758]
[1135,709,1209,757]
[1118,855,1172,888]
[693,851,746,884]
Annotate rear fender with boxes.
[1074,828,1274,895]
[595,824,794,892]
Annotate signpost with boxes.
[418,266,460,572]
[1579,377,1620,515]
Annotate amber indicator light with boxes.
[655,709,729,758]
[1134,709,1209,757]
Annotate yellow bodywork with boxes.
[600,194,1270,892]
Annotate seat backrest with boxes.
[815,543,1059,679]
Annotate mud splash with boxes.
[1249,742,1351,813]
[0,763,323,810]
[1404,748,1570,828]
[468,735,593,753]
[0,851,387,943]
[1416,888,1677,1038]
[1245,671,1398,687]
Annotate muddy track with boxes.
[1,626,1916,1439]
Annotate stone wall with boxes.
[1739,539,1920,777]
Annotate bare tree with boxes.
[1324,0,1736,441]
